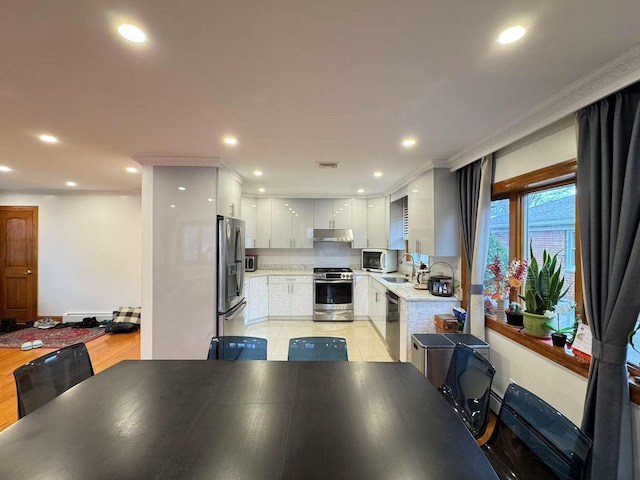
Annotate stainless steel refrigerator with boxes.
[217,215,246,336]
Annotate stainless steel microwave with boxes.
[362,249,397,273]
[245,255,257,272]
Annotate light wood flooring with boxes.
[0,330,140,433]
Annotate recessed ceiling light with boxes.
[252,204,256,208]
[374,171,383,177]
[126,167,138,173]
[178,186,186,191]
[357,189,364,194]
[207,198,213,202]
[253,170,263,176]
[368,204,373,208]
[258,187,265,193]
[39,134,59,144]
[223,136,238,145]
[402,138,416,147]
[170,204,176,208]
[66,181,77,187]
[117,24,147,43]
[0,166,12,172]
[498,26,526,45]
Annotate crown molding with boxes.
[133,156,221,167]
[384,160,435,196]
[449,43,640,171]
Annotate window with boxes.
[487,160,582,325]
[524,185,576,330]
[483,199,510,316]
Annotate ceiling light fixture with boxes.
[258,187,265,193]
[402,138,416,147]
[207,198,213,202]
[357,189,364,193]
[498,26,526,45]
[117,24,147,43]
[0,166,12,172]
[39,134,59,144]
[223,136,238,145]
[253,170,263,176]
[66,181,77,187]
[126,167,138,173]
[374,171,383,177]
[170,204,176,208]
[178,186,186,191]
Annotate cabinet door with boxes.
[351,198,367,249]
[255,198,272,248]
[271,198,294,248]
[332,199,352,229]
[268,282,291,316]
[431,168,460,256]
[408,171,432,255]
[292,199,314,248]
[250,276,269,320]
[353,275,369,317]
[313,199,332,228]
[290,283,313,316]
[217,169,241,219]
[241,197,257,248]
[366,196,388,249]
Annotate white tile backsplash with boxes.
[247,243,361,270]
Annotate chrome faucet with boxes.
[402,253,416,281]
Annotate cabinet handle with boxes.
[269,238,271,248]
[230,203,235,217]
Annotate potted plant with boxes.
[519,242,570,339]
[506,302,524,326]
[545,314,580,348]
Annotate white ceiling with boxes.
[1,1,639,196]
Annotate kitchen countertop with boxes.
[245,270,460,303]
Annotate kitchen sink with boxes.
[382,276,409,283]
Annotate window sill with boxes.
[485,317,640,405]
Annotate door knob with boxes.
[26,270,32,274]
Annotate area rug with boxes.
[0,327,106,349]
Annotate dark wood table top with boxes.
[0,361,498,480]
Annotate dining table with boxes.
[0,360,498,479]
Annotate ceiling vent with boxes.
[317,162,339,169]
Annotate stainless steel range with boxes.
[313,267,354,322]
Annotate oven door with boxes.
[313,279,354,321]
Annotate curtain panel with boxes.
[577,82,640,480]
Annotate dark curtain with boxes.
[577,83,640,480]
[458,160,482,273]
[457,160,482,286]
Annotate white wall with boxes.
[0,193,141,315]
[494,120,576,182]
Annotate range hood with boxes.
[313,229,354,243]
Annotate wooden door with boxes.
[0,207,38,321]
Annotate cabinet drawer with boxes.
[268,275,312,284]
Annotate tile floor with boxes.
[224,319,395,362]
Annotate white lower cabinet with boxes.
[369,278,387,339]
[248,276,269,322]
[268,276,313,317]
[354,275,369,317]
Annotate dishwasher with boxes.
[410,333,489,387]
[386,291,400,361]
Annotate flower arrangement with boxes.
[487,256,528,301]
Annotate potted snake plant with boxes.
[519,242,570,339]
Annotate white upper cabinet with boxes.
[408,168,460,256]
[271,199,314,248]
[255,198,272,248]
[366,196,388,249]
[241,197,257,248]
[351,198,367,249]
[314,199,352,229]
[217,169,242,219]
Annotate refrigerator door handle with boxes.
[234,225,244,296]
[226,300,247,321]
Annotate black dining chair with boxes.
[437,343,496,438]
[482,383,592,480]
[13,342,94,419]
[287,336,348,361]
[207,336,268,360]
